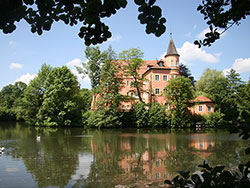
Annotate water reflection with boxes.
[0,122,249,188]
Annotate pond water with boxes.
[0,121,249,188]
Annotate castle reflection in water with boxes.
[90,133,215,183]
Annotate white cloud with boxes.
[66,58,91,89]
[177,41,219,64]
[223,57,250,75]
[106,35,122,43]
[196,28,225,40]
[9,63,23,69]
[9,40,16,46]
[13,73,37,85]
[66,58,82,67]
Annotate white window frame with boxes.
[163,75,168,81]
[126,81,130,86]
[155,74,160,81]
[198,105,203,112]
[155,88,160,95]
[156,172,161,179]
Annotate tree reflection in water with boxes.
[0,122,249,188]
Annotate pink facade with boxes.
[91,38,214,115]
[189,96,215,115]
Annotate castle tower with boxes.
[164,34,180,68]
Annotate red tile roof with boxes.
[193,96,213,102]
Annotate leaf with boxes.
[245,147,250,155]
[179,171,190,179]
[214,165,225,173]
[191,174,202,185]
[164,180,172,185]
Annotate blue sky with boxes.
[1,0,250,90]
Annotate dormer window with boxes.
[158,61,164,67]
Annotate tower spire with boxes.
[165,34,179,57]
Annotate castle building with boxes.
[118,37,180,110]
[91,37,214,115]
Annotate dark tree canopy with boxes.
[0,1,248,46]
[0,0,165,46]
[195,0,250,47]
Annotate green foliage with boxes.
[195,0,250,47]
[86,109,123,128]
[22,64,52,124]
[131,102,149,127]
[179,63,196,87]
[165,161,250,188]
[79,88,92,112]
[204,111,225,128]
[0,0,165,45]
[195,68,225,95]
[36,66,82,126]
[80,46,106,89]
[165,76,194,128]
[148,103,167,127]
[237,80,250,125]
[119,48,146,103]
[96,46,124,109]
[0,81,27,120]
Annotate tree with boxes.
[22,64,52,124]
[0,0,166,46]
[79,46,106,90]
[237,80,250,125]
[96,46,124,109]
[165,76,194,127]
[119,48,146,103]
[79,88,92,112]
[195,68,225,96]
[1,1,248,46]
[36,66,82,126]
[0,81,27,120]
[179,63,196,87]
[195,0,250,47]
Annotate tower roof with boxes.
[165,37,179,57]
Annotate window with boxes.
[158,61,164,67]
[155,88,160,95]
[164,172,168,178]
[156,172,161,179]
[171,60,174,66]
[127,105,130,110]
[176,61,179,66]
[122,105,125,109]
[155,75,160,81]
[163,88,168,94]
[163,75,168,81]
[131,93,134,97]
[171,75,174,79]
[208,105,212,112]
[156,159,161,166]
[199,105,203,112]
[127,92,129,96]
[126,81,129,86]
